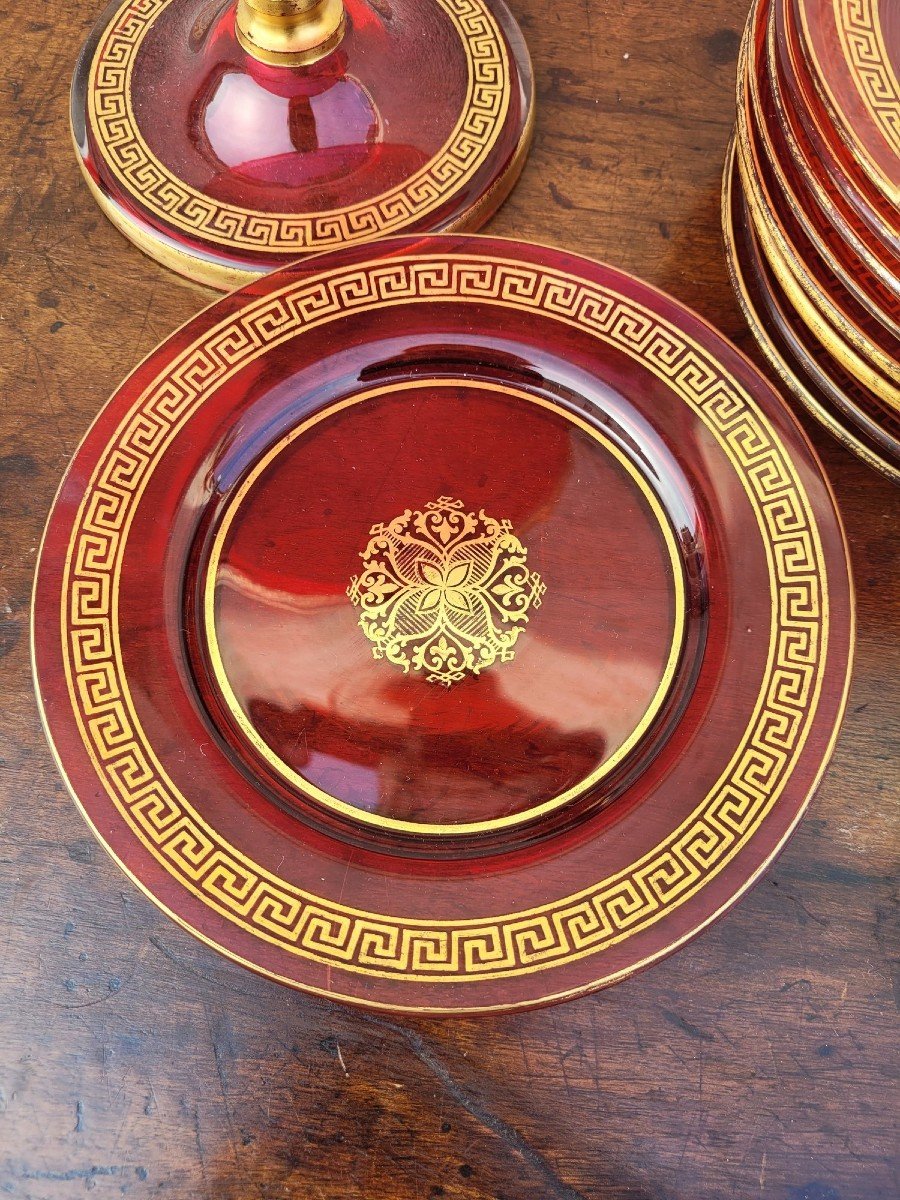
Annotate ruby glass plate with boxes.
[736,18,900,399]
[33,235,854,1013]
[764,4,899,290]
[791,0,900,205]
[754,1,900,333]
[724,142,900,481]
[774,0,900,246]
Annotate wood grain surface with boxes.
[0,0,897,1196]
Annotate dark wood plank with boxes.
[0,0,897,1196]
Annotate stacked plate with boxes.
[723,0,900,481]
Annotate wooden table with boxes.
[1,0,897,1195]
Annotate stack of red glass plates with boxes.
[723,0,900,481]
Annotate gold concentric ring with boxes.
[203,379,688,838]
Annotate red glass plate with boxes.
[736,30,900,403]
[71,0,533,289]
[724,141,900,481]
[791,0,900,205]
[764,4,899,294]
[33,235,854,1013]
[754,0,900,334]
[734,100,897,408]
[774,0,899,247]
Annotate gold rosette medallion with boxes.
[348,497,546,686]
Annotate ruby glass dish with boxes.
[791,0,900,206]
[724,0,899,480]
[774,0,899,248]
[33,235,854,1012]
[764,6,900,300]
[736,11,900,399]
[756,6,900,333]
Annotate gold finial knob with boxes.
[235,0,346,66]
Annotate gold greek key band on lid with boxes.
[84,0,511,255]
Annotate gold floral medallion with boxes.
[347,497,546,686]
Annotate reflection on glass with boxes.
[200,70,380,189]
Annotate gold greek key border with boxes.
[797,0,900,200]
[87,0,510,254]
[60,254,829,982]
[202,379,688,837]
[833,0,900,160]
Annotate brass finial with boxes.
[235,0,346,66]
